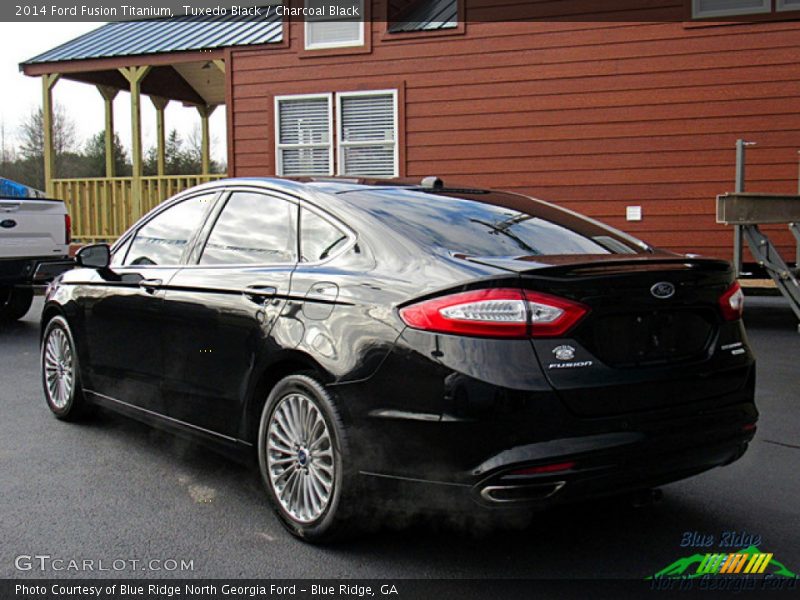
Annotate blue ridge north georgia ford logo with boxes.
[552,345,576,361]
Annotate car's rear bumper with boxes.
[357,414,755,513]
[470,421,754,509]
[342,342,756,513]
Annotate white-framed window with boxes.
[692,0,770,17]
[275,90,399,178]
[337,90,398,178]
[305,0,365,50]
[275,93,334,176]
[777,0,800,10]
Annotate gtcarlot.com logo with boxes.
[15,554,194,572]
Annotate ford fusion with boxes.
[39,178,756,541]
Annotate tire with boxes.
[0,287,34,322]
[41,315,91,421]
[257,373,360,542]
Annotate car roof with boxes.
[143,176,650,258]
[203,176,480,199]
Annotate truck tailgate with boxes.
[0,198,67,258]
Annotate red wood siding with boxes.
[229,4,800,260]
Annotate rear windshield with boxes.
[345,188,645,257]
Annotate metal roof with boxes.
[22,15,282,65]
[22,0,457,66]
[388,0,458,33]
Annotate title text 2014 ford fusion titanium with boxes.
[39,178,757,541]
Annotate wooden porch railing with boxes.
[53,174,227,242]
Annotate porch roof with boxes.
[21,15,282,66]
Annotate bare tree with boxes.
[18,104,78,161]
[15,104,79,188]
[186,124,223,174]
[0,120,13,163]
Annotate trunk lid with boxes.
[462,253,752,416]
[517,256,731,368]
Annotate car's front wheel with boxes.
[257,373,359,542]
[41,315,90,420]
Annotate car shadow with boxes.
[83,408,738,579]
[0,319,38,337]
[325,494,741,578]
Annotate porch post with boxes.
[151,96,169,176]
[97,85,118,177]
[196,105,217,175]
[119,66,151,220]
[41,73,60,197]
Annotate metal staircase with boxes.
[717,192,800,332]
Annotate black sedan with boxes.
[39,177,757,542]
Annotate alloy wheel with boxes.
[266,392,335,523]
[43,327,74,409]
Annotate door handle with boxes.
[242,285,277,305]
[138,278,163,293]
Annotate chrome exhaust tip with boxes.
[480,481,566,503]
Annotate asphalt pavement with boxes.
[1,297,798,580]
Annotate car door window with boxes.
[200,192,296,265]
[110,236,133,267]
[124,194,214,266]
[300,208,349,262]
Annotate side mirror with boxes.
[76,243,111,269]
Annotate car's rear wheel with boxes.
[257,373,359,542]
[41,315,90,420]
[0,287,33,322]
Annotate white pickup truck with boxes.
[0,196,74,322]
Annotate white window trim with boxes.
[336,89,399,178]
[304,21,365,50]
[304,0,365,50]
[776,0,800,11]
[692,0,771,18]
[274,93,334,177]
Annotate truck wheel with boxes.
[0,287,34,322]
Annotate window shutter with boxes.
[338,92,397,177]
[306,21,363,48]
[276,95,332,176]
[305,0,364,49]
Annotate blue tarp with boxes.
[0,177,45,198]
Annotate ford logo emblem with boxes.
[0,219,17,229]
[650,281,676,299]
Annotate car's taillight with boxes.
[526,291,590,337]
[719,281,744,321]
[398,288,588,339]
[64,214,71,245]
